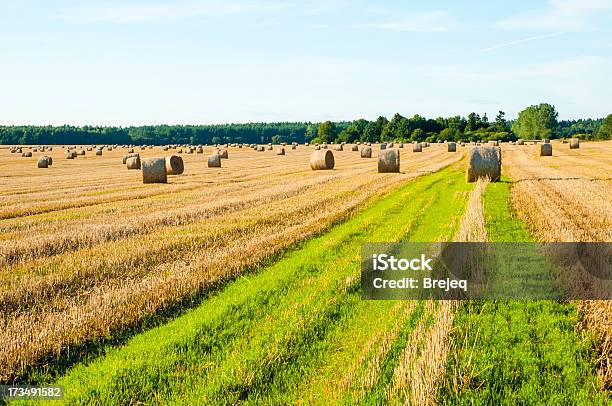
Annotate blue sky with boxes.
[1,0,611,125]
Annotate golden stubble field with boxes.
[502,140,612,385]
[0,143,464,382]
[0,140,610,389]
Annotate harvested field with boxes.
[0,141,610,404]
[0,144,463,382]
[502,141,612,389]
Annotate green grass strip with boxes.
[245,170,472,405]
[439,177,607,405]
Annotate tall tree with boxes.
[512,103,559,139]
[494,111,509,132]
[597,114,612,140]
[317,121,337,143]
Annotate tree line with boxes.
[1,104,610,145]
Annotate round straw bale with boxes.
[413,143,422,152]
[196,147,203,153]
[377,149,400,173]
[539,143,552,156]
[399,142,404,148]
[128,148,134,153]
[96,149,103,156]
[219,149,228,159]
[276,147,285,155]
[77,149,85,155]
[569,138,580,149]
[517,139,524,145]
[267,145,273,150]
[334,144,343,151]
[380,143,387,150]
[66,151,75,159]
[388,142,394,148]
[163,146,169,151]
[37,156,50,168]
[447,142,456,152]
[291,145,296,150]
[314,145,321,150]
[257,146,264,152]
[208,154,221,167]
[361,146,372,158]
[351,144,358,151]
[142,158,167,183]
[310,150,334,170]
[321,144,328,149]
[22,151,32,157]
[126,156,141,169]
[466,146,501,182]
[165,155,184,175]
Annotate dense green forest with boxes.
[1,104,609,145]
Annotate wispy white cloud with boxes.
[497,0,612,31]
[363,11,459,33]
[479,31,566,52]
[54,1,291,23]
[417,55,610,81]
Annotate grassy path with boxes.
[439,178,608,405]
[26,164,472,405]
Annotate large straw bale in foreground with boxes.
[361,146,372,158]
[466,146,501,182]
[310,150,334,170]
[377,149,400,173]
[540,143,552,156]
[569,138,580,149]
[165,155,184,175]
[142,158,167,183]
